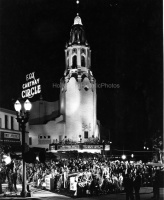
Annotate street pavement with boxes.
[0,183,164,200]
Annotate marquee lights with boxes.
[21,72,41,98]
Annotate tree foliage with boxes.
[151,134,163,163]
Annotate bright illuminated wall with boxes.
[65,77,81,141]
[0,108,20,130]
[28,76,99,147]
[29,120,64,148]
[62,75,98,142]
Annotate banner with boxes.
[70,176,77,191]
[49,144,111,152]
[45,177,51,190]
[58,145,79,151]
[4,133,20,140]
[83,145,103,149]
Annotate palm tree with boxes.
[152,135,163,163]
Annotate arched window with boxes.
[72,55,77,69]
[81,48,86,54]
[72,48,77,54]
[74,30,78,43]
[84,131,88,138]
[81,55,85,67]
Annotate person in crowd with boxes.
[11,167,17,192]
[32,170,38,187]
[107,176,114,193]
[8,169,14,192]
[0,168,3,194]
[133,170,141,200]
[118,172,124,192]
[27,167,34,183]
[101,175,109,194]
[18,161,23,184]
[123,172,134,200]
[90,175,99,196]
[152,169,160,200]
[0,155,163,197]
[112,173,119,193]
[98,174,104,194]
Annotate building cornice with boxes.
[0,108,16,115]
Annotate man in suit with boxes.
[133,170,141,200]
[123,173,134,200]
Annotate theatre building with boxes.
[28,14,102,153]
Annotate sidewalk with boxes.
[0,183,70,198]
[0,183,163,199]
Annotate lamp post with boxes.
[109,141,112,160]
[14,99,32,197]
[122,154,126,160]
[102,140,105,157]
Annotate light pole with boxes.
[109,141,112,160]
[121,154,126,160]
[102,140,105,157]
[14,99,32,197]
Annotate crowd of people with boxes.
[0,155,163,199]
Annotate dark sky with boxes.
[0,0,163,149]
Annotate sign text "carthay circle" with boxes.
[21,72,41,98]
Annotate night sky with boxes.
[0,0,163,149]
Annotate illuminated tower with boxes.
[60,14,99,142]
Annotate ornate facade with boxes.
[28,14,100,149]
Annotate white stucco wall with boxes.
[29,117,64,148]
[0,109,19,130]
[63,76,97,142]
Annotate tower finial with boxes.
[74,0,82,25]
[74,13,82,25]
[76,0,80,14]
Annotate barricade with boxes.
[0,182,2,194]
[68,173,78,196]
[45,177,54,191]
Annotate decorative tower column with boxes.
[60,14,99,143]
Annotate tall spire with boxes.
[64,0,91,72]
[76,0,80,14]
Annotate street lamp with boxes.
[102,140,105,157]
[122,154,126,160]
[14,99,32,197]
